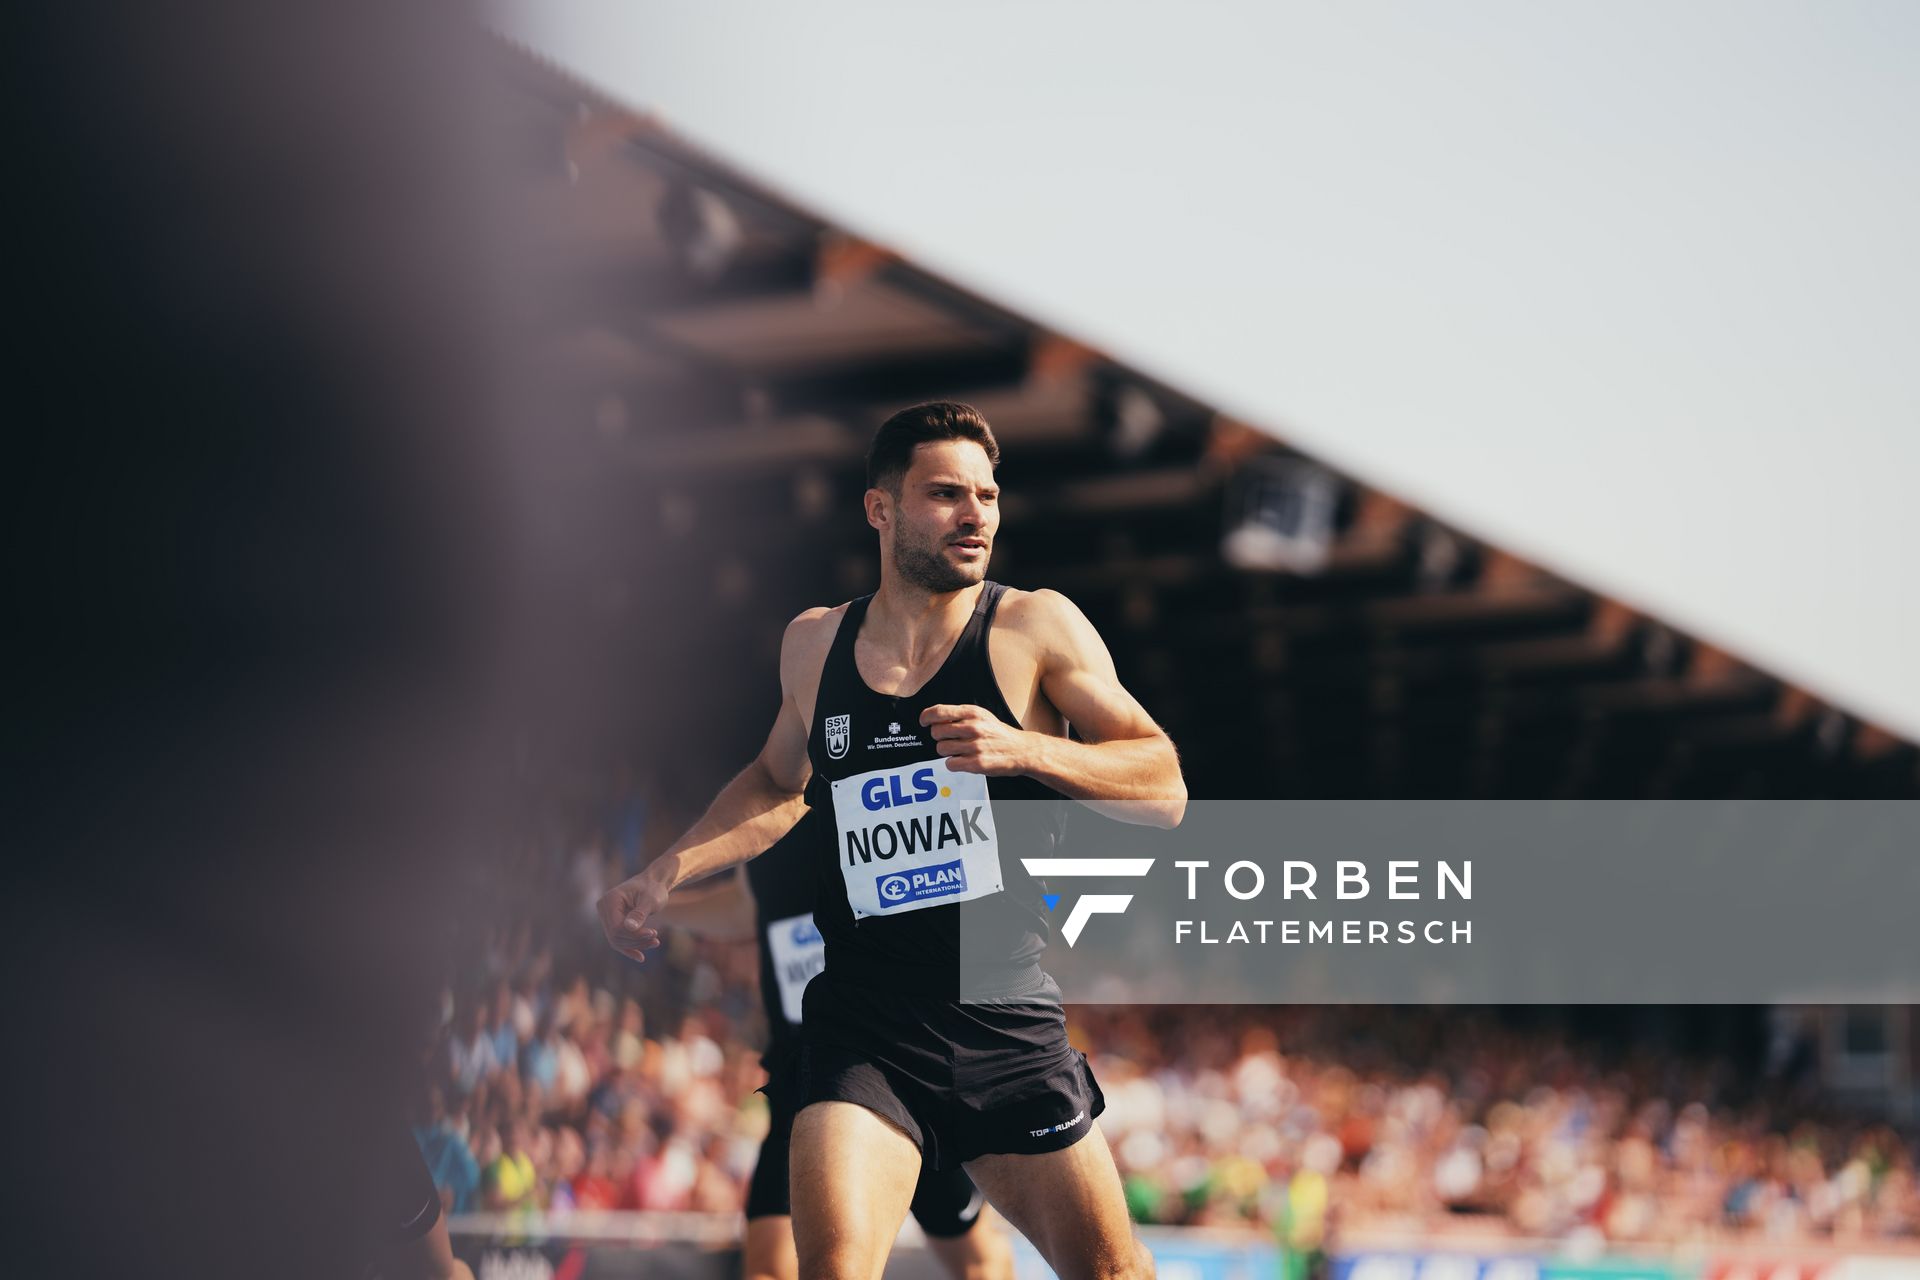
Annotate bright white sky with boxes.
[499,1,1920,740]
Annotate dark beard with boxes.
[893,527,983,593]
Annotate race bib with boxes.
[829,758,1004,919]
[763,911,825,1025]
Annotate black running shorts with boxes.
[795,968,1104,1171]
[749,1041,987,1235]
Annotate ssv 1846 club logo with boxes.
[825,714,850,760]
[1021,858,1155,946]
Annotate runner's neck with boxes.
[861,579,988,670]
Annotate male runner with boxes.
[656,807,1014,1280]
[600,401,1186,1280]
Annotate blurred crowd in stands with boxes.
[414,794,1919,1249]
[1080,1007,1918,1249]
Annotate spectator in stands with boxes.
[447,1002,496,1098]
[572,1146,625,1211]
[483,1121,538,1215]
[519,1009,560,1095]
[487,982,519,1074]
[415,1086,483,1215]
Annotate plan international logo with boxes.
[1020,858,1154,946]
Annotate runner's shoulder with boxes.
[993,587,1092,643]
[784,603,848,646]
[779,604,851,680]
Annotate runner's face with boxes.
[887,440,999,593]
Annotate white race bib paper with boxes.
[829,758,1004,919]
[763,911,825,1024]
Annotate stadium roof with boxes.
[489,35,1918,799]
[499,5,1920,747]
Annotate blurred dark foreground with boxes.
[5,4,600,1274]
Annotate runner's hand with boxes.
[596,869,668,963]
[921,703,1033,776]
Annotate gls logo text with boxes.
[860,766,948,812]
[1020,858,1155,946]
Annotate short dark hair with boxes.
[866,401,1001,492]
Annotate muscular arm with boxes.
[639,761,808,896]
[597,609,828,960]
[924,590,1186,828]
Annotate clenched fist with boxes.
[920,703,1035,776]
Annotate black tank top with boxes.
[804,581,1065,995]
